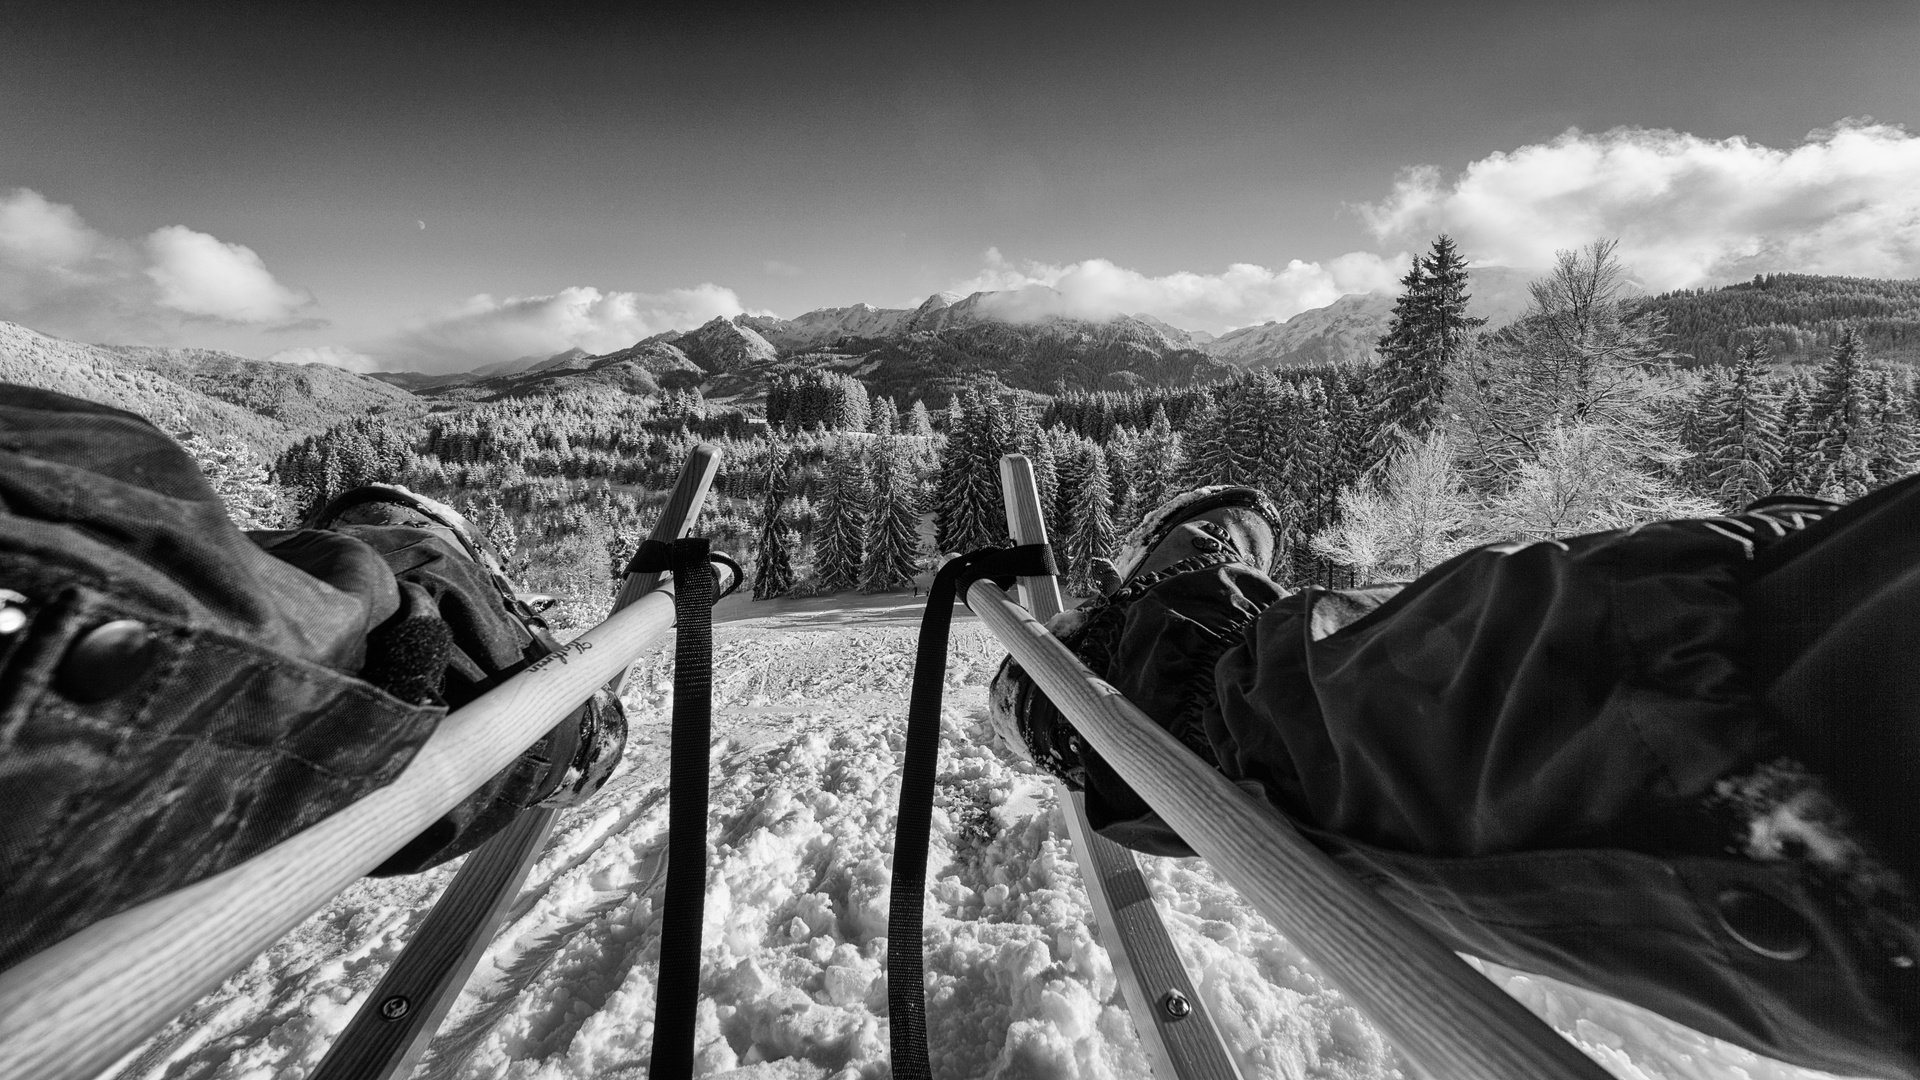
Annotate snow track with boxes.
[102,610,1847,1080]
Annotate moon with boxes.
[416,220,426,230]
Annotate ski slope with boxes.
[101,593,1855,1080]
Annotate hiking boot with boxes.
[311,483,628,874]
[988,485,1284,785]
[1110,485,1282,586]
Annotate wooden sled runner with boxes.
[999,454,1242,1080]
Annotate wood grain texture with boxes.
[307,807,558,1080]
[613,443,721,613]
[998,455,1240,1080]
[966,581,1615,1080]
[310,445,726,1080]
[0,564,737,1080]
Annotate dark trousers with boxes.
[0,387,537,972]
[1065,478,1920,1077]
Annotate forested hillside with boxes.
[0,321,417,456]
[9,247,1920,635]
[1640,273,1920,367]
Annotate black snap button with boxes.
[1715,888,1813,961]
[54,619,158,703]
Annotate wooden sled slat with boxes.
[1000,455,1241,1080]
[308,444,723,1080]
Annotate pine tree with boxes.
[1064,444,1117,596]
[812,440,871,592]
[481,499,519,563]
[1865,369,1919,483]
[751,454,798,600]
[1124,405,1184,520]
[1177,395,1235,487]
[933,391,1011,554]
[1774,375,1819,493]
[1025,425,1059,521]
[905,399,935,438]
[1375,235,1485,440]
[1801,326,1873,498]
[1697,344,1784,509]
[1050,431,1090,543]
[871,395,900,436]
[862,437,924,592]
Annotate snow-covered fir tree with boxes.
[751,455,798,600]
[1696,343,1784,508]
[812,439,871,592]
[870,395,900,436]
[1122,404,1184,522]
[904,399,935,438]
[1063,443,1117,596]
[1801,327,1875,499]
[861,437,923,593]
[933,391,1011,554]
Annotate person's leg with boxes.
[0,389,441,969]
[1745,474,1920,887]
[989,487,1292,855]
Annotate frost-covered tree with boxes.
[862,438,923,593]
[1485,422,1714,541]
[179,432,289,530]
[1050,429,1091,542]
[933,391,1010,554]
[1311,432,1479,581]
[751,454,798,600]
[1798,327,1876,499]
[1450,240,1678,490]
[480,498,520,563]
[1122,405,1184,522]
[1696,343,1783,509]
[1180,394,1258,488]
[812,440,871,592]
[1063,444,1117,596]
[904,399,935,438]
[1864,368,1919,484]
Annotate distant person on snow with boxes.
[989,481,1920,1077]
[0,386,623,972]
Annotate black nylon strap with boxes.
[888,543,1055,1080]
[647,537,716,1080]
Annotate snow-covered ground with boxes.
[101,593,1859,1080]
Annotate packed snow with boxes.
[100,593,1860,1080]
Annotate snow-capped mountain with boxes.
[1205,266,1537,369]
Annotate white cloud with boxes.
[382,283,761,372]
[145,226,311,323]
[0,187,108,269]
[1356,121,1920,290]
[264,344,379,374]
[763,258,803,277]
[0,187,315,338]
[948,248,1405,334]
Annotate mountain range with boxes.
[10,269,1917,440]
[370,269,1536,405]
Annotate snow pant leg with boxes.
[1746,472,1920,887]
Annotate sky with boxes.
[2,0,1918,373]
